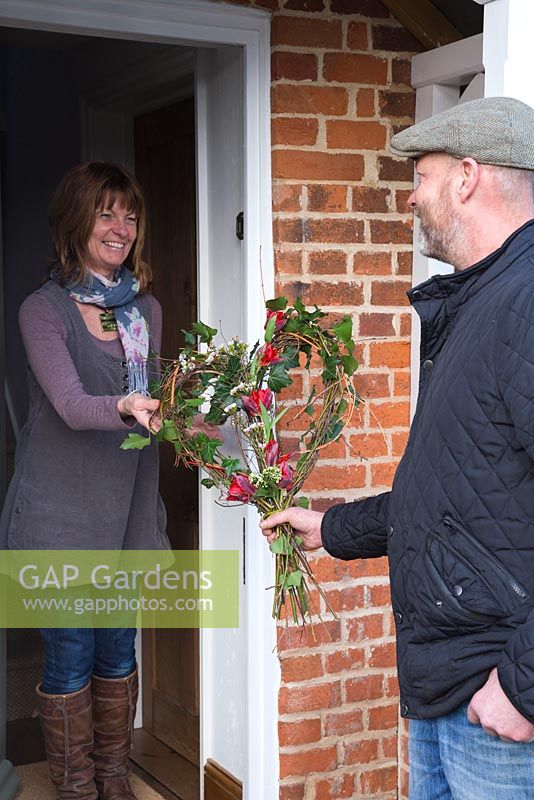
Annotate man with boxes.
[262,97,534,799]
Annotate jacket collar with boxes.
[408,218,534,315]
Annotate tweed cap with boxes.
[390,96,534,169]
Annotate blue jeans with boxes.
[409,702,534,800]
[39,628,137,694]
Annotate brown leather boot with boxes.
[35,681,98,799]
[91,666,139,800]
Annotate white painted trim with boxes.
[411,33,483,88]
[482,0,534,106]
[0,1,278,797]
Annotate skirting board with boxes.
[204,759,242,800]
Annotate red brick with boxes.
[346,612,385,641]
[392,430,409,456]
[305,279,364,306]
[280,653,323,683]
[347,20,369,50]
[368,702,399,730]
[304,464,366,490]
[369,641,397,668]
[323,52,387,85]
[308,250,347,275]
[273,151,363,181]
[314,773,355,799]
[368,398,410,426]
[371,280,411,306]
[371,460,399,486]
[325,709,364,740]
[393,370,410,396]
[399,313,411,336]
[277,620,342,651]
[331,0,390,17]
[345,673,383,702]
[378,156,414,182]
[352,186,390,212]
[369,582,392,606]
[352,372,390,400]
[327,120,387,150]
[379,90,416,118]
[278,371,305,402]
[306,218,365,243]
[279,680,341,714]
[271,16,342,48]
[279,717,322,746]
[392,58,412,86]
[283,0,325,10]
[372,24,423,52]
[272,51,318,81]
[357,88,375,116]
[397,251,413,276]
[324,648,365,675]
[319,438,347,459]
[370,219,412,244]
[273,184,303,212]
[382,734,398,758]
[280,784,305,800]
[359,312,394,337]
[386,674,400,698]
[280,746,338,779]
[312,555,388,583]
[395,189,413,213]
[343,737,380,765]
[324,585,365,613]
[348,432,388,458]
[274,249,302,274]
[353,251,392,275]
[308,184,347,212]
[272,84,348,115]
[273,218,304,243]
[272,117,319,146]
[360,764,397,794]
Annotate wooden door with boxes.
[134,96,199,766]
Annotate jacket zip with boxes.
[443,515,528,600]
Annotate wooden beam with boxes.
[380,0,463,50]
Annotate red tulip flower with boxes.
[265,309,286,332]
[278,456,294,489]
[260,343,283,367]
[241,388,273,416]
[227,473,257,503]
[264,439,279,466]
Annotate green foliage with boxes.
[264,315,277,343]
[269,536,287,554]
[191,321,217,344]
[120,433,152,450]
[221,457,241,476]
[295,496,310,509]
[192,433,223,464]
[266,297,288,311]
[267,362,292,392]
[201,478,215,489]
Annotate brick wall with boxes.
[227,0,420,796]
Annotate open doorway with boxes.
[1,28,200,799]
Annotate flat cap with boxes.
[390,96,534,169]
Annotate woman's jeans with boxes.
[409,702,534,800]
[39,628,137,694]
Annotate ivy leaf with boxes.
[269,536,287,554]
[191,321,218,344]
[221,457,242,476]
[181,329,196,346]
[285,569,303,588]
[201,478,215,489]
[192,433,223,463]
[282,347,300,369]
[295,496,310,509]
[332,316,354,354]
[267,362,292,392]
[321,354,339,384]
[264,315,276,343]
[121,433,152,450]
[160,420,179,442]
[266,297,288,311]
[185,398,204,407]
[341,353,358,377]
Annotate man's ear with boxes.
[458,157,480,202]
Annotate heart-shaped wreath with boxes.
[123,296,360,627]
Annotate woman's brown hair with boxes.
[48,162,152,291]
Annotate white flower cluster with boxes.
[223,402,239,415]
[243,421,263,435]
[178,352,196,372]
[248,466,282,487]
[230,381,255,397]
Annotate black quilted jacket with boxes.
[322,220,534,721]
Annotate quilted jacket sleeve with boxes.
[320,491,390,560]
[494,285,534,720]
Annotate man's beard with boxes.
[417,189,463,267]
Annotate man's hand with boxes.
[187,413,221,439]
[467,667,534,742]
[260,508,324,551]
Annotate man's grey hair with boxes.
[489,165,534,203]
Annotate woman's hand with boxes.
[260,508,324,550]
[187,413,221,440]
[118,393,161,433]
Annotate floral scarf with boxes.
[56,267,150,395]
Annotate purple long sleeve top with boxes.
[18,292,162,431]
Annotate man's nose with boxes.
[407,190,416,210]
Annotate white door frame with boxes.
[0,2,277,797]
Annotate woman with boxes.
[0,162,168,800]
